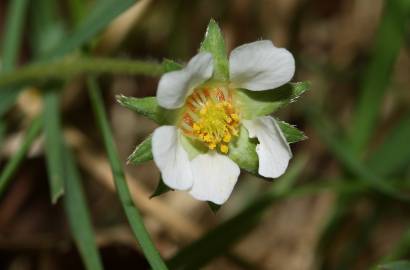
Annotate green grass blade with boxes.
[168,156,307,270]
[46,0,136,59]
[350,0,410,153]
[0,116,42,198]
[87,77,168,270]
[43,90,65,203]
[367,112,410,176]
[1,0,29,71]
[307,108,409,202]
[62,144,104,270]
[0,0,29,116]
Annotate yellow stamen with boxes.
[223,133,232,143]
[220,144,229,154]
[180,85,240,155]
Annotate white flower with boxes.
[151,40,295,205]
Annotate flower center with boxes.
[179,85,240,154]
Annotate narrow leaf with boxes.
[43,90,65,203]
[87,77,168,270]
[0,116,42,198]
[62,145,104,270]
[0,0,29,116]
[350,0,410,153]
[46,0,136,58]
[237,81,310,119]
[200,19,229,81]
[128,135,153,165]
[367,112,410,176]
[1,0,29,71]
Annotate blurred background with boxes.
[0,0,409,269]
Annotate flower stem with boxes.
[87,77,168,270]
[0,57,165,88]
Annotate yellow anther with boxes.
[223,133,232,143]
[231,113,239,121]
[181,86,240,155]
[220,144,229,154]
[193,123,200,132]
[203,134,212,142]
[200,107,207,115]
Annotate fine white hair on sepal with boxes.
[229,40,295,91]
[156,52,213,109]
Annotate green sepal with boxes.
[207,202,221,213]
[150,177,172,198]
[277,120,307,144]
[200,19,229,81]
[180,134,207,160]
[236,81,310,119]
[162,58,183,72]
[116,95,179,125]
[228,125,259,175]
[127,135,153,165]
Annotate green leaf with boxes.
[200,19,229,81]
[378,261,410,270]
[0,116,42,198]
[1,0,29,71]
[277,120,307,144]
[150,178,172,198]
[350,0,410,153]
[29,0,64,57]
[116,95,167,124]
[128,135,153,165]
[0,0,29,117]
[43,89,65,203]
[236,81,310,119]
[62,145,104,270]
[46,0,136,58]
[162,59,183,72]
[307,108,410,202]
[367,112,410,176]
[228,125,258,175]
[87,77,168,270]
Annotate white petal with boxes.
[152,126,193,190]
[189,152,240,205]
[157,52,213,109]
[243,116,292,178]
[229,40,295,91]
